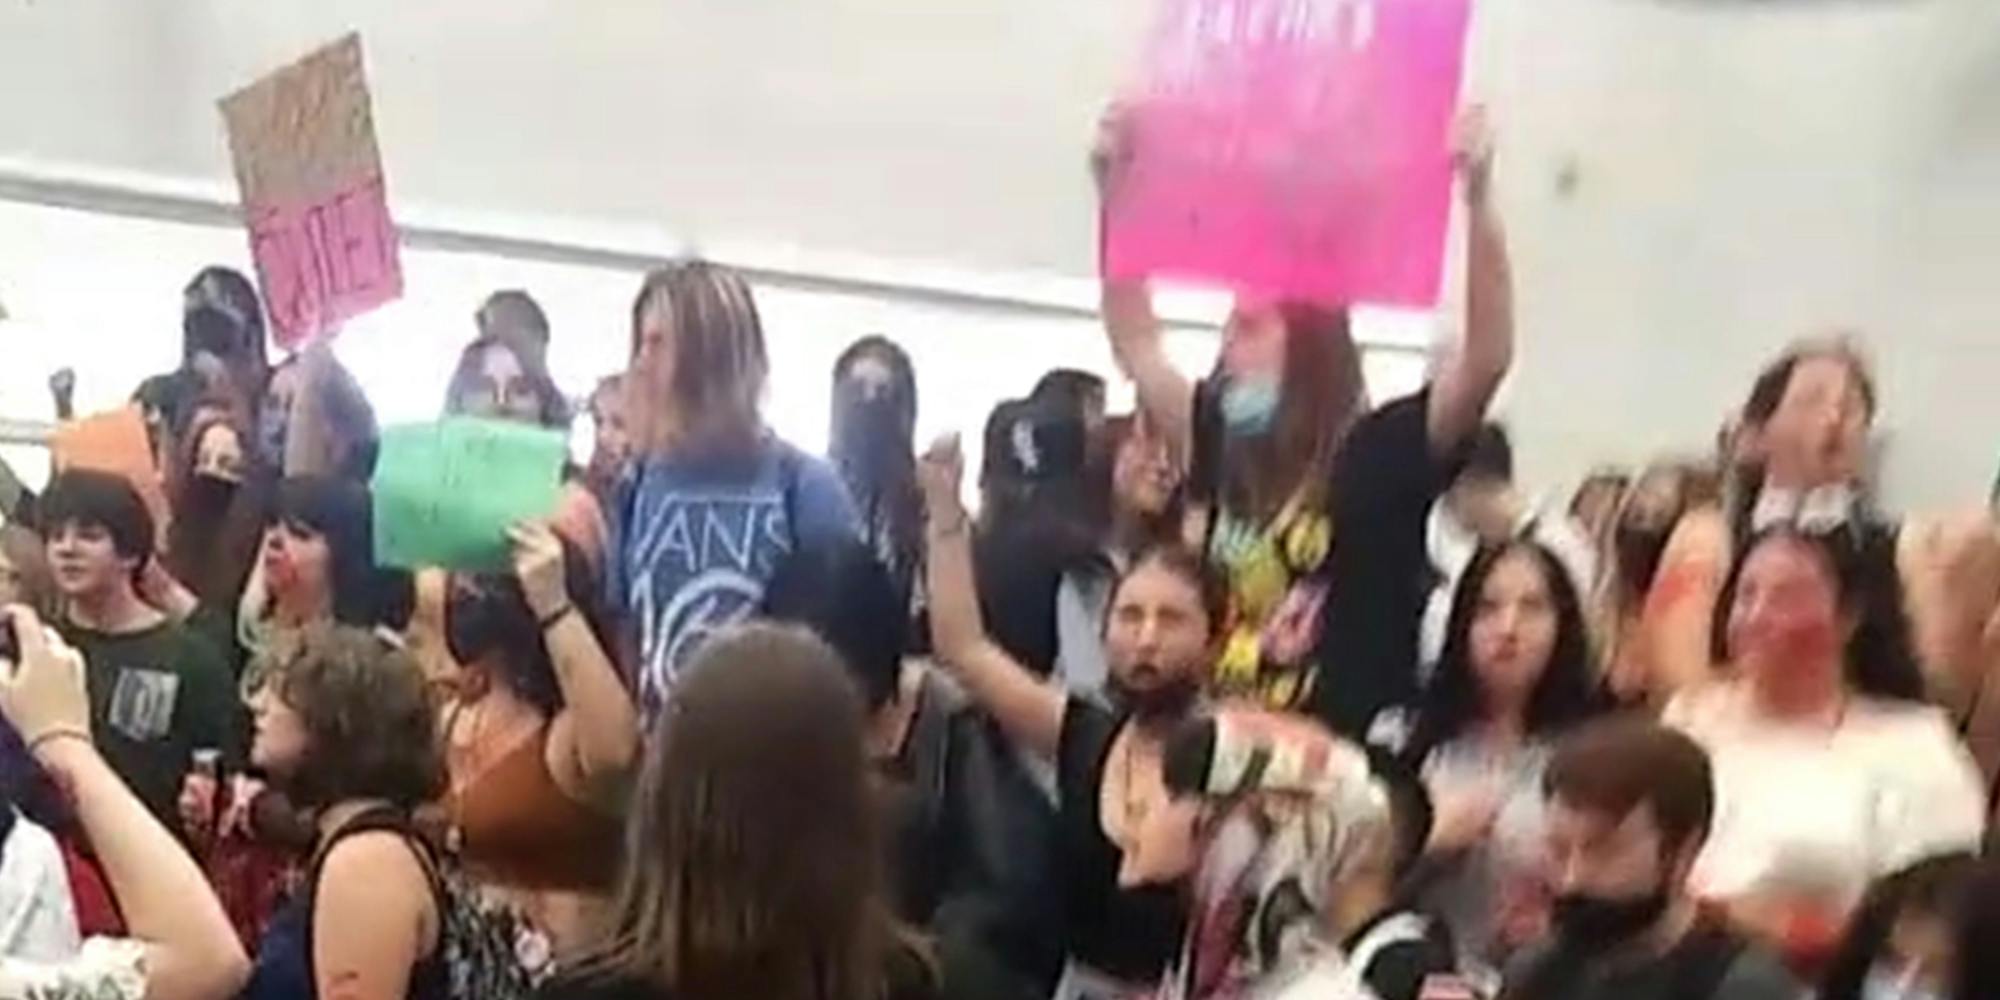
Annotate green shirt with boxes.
[65,619,242,831]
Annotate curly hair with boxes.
[253,624,443,810]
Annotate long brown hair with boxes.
[585,624,900,1000]
[1220,303,1366,521]
[625,261,769,459]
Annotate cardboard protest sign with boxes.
[51,407,170,537]
[1104,0,1472,307]
[220,33,402,349]
[371,418,567,572]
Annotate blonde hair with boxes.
[625,261,768,458]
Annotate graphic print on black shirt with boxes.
[1193,386,1460,739]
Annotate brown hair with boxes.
[1222,304,1366,521]
[625,261,769,459]
[1728,337,1877,531]
[251,624,444,810]
[1544,717,1714,853]
[0,525,54,615]
[586,624,909,1000]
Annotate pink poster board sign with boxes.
[1104,0,1472,308]
[220,34,403,349]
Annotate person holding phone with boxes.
[0,605,249,999]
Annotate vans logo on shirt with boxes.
[107,668,180,742]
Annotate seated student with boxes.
[1819,853,2000,1000]
[764,541,1061,1000]
[1664,528,1985,962]
[1405,538,1603,970]
[1124,709,1460,1000]
[922,436,1199,994]
[535,625,938,1000]
[1501,718,1798,1000]
[0,607,249,1000]
[40,470,240,831]
[239,625,450,1000]
[437,523,637,955]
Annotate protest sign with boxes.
[1103,0,1472,308]
[220,33,402,349]
[372,418,567,572]
[51,407,170,536]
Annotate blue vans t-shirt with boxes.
[610,438,858,723]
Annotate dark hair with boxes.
[1727,339,1878,535]
[1408,540,1600,762]
[443,334,571,429]
[584,624,903,1000]
[1716,526,1925,702]
[1211,304,1365,522]
[1460,423,1514,484]
[978,395,1102,570]
[1109,543,1224,638]
[829,336,923,614]
[0,525,56,617]
[626,261,768,458]
[1367,747,1435,882]
[1103,415,1186,549]
[1545,717,1714,854]
[1822,853,1982,1000]
[1031,369,1107,418]
[762,541,904,711]
[445,535,604,717]
[475,290,551,354]
[273,476,411,630]
[182,266,268,367]
[254,624,444,810]
[41,470,154,562]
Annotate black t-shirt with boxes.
[1502,926,1799,1000]
[64,618,242,829]
[1055,696,1184,983]
[1193,385,1459,739]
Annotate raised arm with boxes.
[1427,108,1515,456]
[0,607,248,1000]
[1094,107,1196,464]
[920,436,1065,760]
[512,522,640,806]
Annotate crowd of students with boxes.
[0,110,1995,1000]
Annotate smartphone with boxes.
[0,617,17,667]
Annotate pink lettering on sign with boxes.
[247,175,404,349]
[1104,0,1472,308]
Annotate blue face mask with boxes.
[1220,377,1280,437]
[1863,967,1944,1000]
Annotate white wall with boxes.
[3,0,1998,508]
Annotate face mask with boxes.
[1551,886,1670,950]
[1862,967,1943,1000]
[1109,671,1201,723]
[1220,377,1280,437]
[1615,524,1672,593]
[185,304,248,361]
